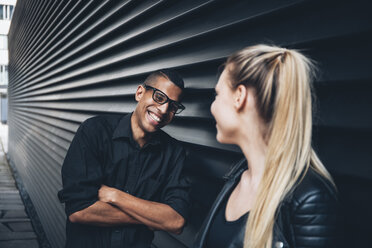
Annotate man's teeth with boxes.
[149,112,161,122]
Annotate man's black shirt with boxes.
[58,113,191,248]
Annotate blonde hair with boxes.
[225,44,334,248]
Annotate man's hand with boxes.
[99,185,119,203]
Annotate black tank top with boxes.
[206,195,249,248]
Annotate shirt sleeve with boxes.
[160,146,191,221]
[57,119,104,217]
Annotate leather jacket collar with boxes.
[193,158,289,248]
[193,158,247,248]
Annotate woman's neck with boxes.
[238,130,267,187]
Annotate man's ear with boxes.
[234,84,247,111]
[135,85,145,102]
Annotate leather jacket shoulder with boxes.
[193,162,343,248]
[274,168,344,248]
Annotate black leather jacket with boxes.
[193,159,343,248]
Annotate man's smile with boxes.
[147,110,162,125]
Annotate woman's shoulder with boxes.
[278,170,344,247]
[287,168,339,210]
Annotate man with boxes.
[58,69,191,248]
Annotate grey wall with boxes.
[7,0,372,247]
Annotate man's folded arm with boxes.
[99,185,185,234]
[97,146,190,235]
[59,119,142,227]
[68,200,142,227]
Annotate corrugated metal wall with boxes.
[7,0,372,247]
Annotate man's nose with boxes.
[157,102,169,113]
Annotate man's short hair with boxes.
[144,69,185,90]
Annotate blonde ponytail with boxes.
[225,45,334,248]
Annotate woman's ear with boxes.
[135,85,145,102]
[234,84,247,111]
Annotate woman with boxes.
[193,45,343,248]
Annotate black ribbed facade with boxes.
[7,1,372,247]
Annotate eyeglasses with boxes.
[143,84,185,114]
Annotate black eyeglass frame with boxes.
[143,84,185,114]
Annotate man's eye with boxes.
[155,93,166,102]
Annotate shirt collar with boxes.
[112,112,162,147]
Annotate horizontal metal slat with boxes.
[11,0,112,88]
[12,108,81,134]
[12,0,157,93]
[14,114,71,152]
[11,117,66,170]
[13,1,62,70]
[13,111,75,142]
[12,106,91,127]
[13,1,95,80]
[13,0,304,96]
